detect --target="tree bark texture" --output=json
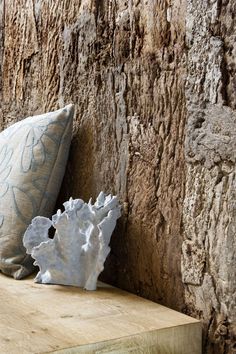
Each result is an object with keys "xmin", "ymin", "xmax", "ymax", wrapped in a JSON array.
[{"xmin": 0, "ymin": 1, "xmax": 235, "ymax": 353}]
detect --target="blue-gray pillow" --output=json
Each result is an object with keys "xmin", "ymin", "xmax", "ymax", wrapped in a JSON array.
[{"xmin": 0, "ymin": 104, "xmax": 74, "ymax": 279}]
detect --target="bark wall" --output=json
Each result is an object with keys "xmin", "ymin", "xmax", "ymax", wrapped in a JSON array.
[{"xmin": 0, "ymin": 1, "xmax": 235, "ymax": 353}]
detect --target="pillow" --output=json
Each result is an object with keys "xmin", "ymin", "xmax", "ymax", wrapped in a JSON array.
[{"xmin": 0, "ymin": 104, "xmax": 74, "ymax": 279}]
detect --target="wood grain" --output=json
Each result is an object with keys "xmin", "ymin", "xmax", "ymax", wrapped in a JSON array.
[{"xmin": 0, "ymin": 273, "xmax": 201, "ymax": 354}]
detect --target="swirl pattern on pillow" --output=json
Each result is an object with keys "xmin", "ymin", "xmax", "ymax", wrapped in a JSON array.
[{"xmin": 0, "ymin": 104, "xmax": 74, "ymax": 279}]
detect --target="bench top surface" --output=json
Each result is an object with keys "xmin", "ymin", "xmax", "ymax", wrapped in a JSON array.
[{"xmin": 0, "ymin": 273, "xmax": 200, "ymax": 353}]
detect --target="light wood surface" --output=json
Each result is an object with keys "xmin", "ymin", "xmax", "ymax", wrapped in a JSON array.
[{"xmin": 0, "ymin": 273, "xmax": 201, "ymax": 353}]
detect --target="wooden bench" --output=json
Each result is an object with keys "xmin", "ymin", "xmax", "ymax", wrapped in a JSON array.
[{"xmin": 0, "ymin": 273, "xmax": 201, "ymax": 353}]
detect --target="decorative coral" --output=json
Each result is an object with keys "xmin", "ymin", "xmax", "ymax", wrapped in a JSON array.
[{"xmin": 23, "ymin": 192, "xmax": 121, "ymax": 290}]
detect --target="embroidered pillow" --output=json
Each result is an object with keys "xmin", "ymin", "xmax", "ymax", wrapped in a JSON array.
[{"xmin": 0, "ymin": 104, "xmax": 74, "ymax": 279}]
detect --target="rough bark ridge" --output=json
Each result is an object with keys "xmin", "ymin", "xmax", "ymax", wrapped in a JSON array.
[
  {"xmin": 0, "ymin": 1, "xmax": 235, "ymax": 353},
  {"xmin": 183, "ymin": 1, "xmax": 236, "ymax": 353}
]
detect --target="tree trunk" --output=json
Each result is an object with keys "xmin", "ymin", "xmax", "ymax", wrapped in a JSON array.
[{"xmin": 0, "ymin": 1, "xmax": 235, "ymax": 353}]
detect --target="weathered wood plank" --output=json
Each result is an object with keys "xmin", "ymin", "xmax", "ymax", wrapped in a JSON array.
[{"xmin": 0, "ymin": 273, "xmax": 201, "ymax": 354}]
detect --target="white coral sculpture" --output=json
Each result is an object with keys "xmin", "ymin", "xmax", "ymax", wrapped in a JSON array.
[{"xmin": 23, "ymin": 192, "xmax": 121, "ymax": 290}]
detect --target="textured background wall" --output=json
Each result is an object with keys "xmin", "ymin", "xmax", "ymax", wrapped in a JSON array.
[{"xmin": 0, "ymin": 1, "xmax": 235, "ymax": 353}]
